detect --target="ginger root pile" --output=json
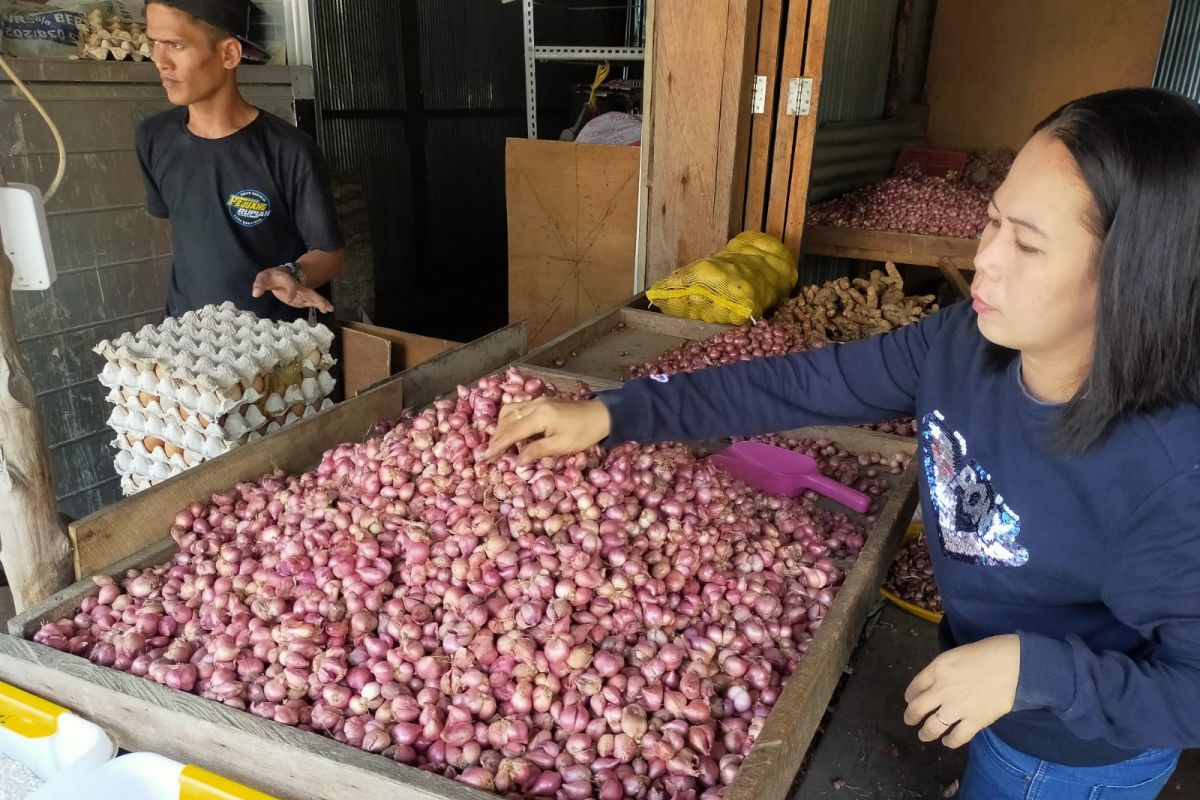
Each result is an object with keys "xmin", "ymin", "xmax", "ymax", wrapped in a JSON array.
[{"xmin": 771, "ymin": 262, "xmax": 939, "ymax": 342}]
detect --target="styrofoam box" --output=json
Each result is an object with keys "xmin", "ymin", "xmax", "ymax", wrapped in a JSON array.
[
  {"xmin": 35, "ymin": 752, "xmax": 277, "ymax": 800},
  {"xmin": 0, "ymin": 682, "xmax": 114, "ymax": 797}
]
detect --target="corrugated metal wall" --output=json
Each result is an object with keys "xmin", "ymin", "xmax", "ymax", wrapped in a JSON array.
[
  {"xmin": 819, "ymin": 0, "xmax": 898, "ymax": 123},
  {"xmin": 808, "ymin": 116, "xmax": 923, "ymax": 203},
  {"xmin": 310, "ymin": 2, "xmax": 641, "ymax": 341},
  {"xmin": 312, "ymin": 0, "xmax": 526, "ymax": 343},
  {"xmin": 0, "ymin": 62, "xmax": 306, "ymax": 518},
  {"xmin": 1154, "ymin": 0, "xmax": 1200, "ymax": 98}
]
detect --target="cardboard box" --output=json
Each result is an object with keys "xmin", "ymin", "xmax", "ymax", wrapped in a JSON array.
[
  {"xmin": 505, "ymin": 138, "xmax": 640, "ymax": 347},
  {"xmin": 340, "ymin": 323, "xmax": 461, "ymax": 397}
]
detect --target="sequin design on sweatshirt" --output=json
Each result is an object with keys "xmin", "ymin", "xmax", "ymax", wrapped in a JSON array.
[{"xmin": 920, "ymin": 411, "xmax": 1027, "ymax": 567}]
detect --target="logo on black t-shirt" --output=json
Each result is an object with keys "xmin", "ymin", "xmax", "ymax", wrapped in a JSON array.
[{"xmin": 226, "ymin": 189, "xmax": 273, "ymax": 227}]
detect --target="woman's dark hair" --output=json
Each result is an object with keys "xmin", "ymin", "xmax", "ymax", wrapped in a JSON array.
[{"xmin": 1025, "ymin": 88, "xmax": 1200, "ymax": 452}]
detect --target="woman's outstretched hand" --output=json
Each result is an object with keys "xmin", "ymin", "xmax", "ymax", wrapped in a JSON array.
[{"xmin": 484, "ymin": 397, "xmax": 612, "ymax": 465}]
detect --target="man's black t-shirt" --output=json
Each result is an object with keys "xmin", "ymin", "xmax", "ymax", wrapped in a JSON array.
[{"xmin": 135, "ymin": 107, "xmax": 344, "ymax": 322}]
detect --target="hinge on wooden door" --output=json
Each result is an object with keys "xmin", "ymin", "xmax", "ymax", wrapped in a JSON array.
[
  {"xmin": 751, "ymin": 75, "xmax": 768, "ymax": 114},
  {"xmin": 785, "ymin": 77, "xmax": 814, "ymax": 116}
]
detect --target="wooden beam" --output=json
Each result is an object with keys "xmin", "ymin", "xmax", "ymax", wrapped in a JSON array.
[
  {"xmin": 743, "ymin": 0, "xmax": 785, "ymax": 232},
  {"xmin": 762, "ymin": 0, "xmax": 811, "ymax": 241},
  {"xmin": 782, "ymin": 0, "xmax": 832, "ymax": 254},
  {"xmin": 0, "ymin": 232, "xmax": 73, "ymax": 611},
  {"xmin": 937, "ymin": 261, "xmax": 975, "ymax": 298},
  {"xmin": 722, "ymin": 0, "xmax": 764, "ymax": 232},
  {"xmin": 801, "ymin": 225, "xmax": 979, "ymax": 271},
  {"xmin": 646, "ymin": 0, "xmax": 761, "ymax": 282},
  {"xmin": 634, "ymin": 0, "xmax": 657, "ymax": 293}
]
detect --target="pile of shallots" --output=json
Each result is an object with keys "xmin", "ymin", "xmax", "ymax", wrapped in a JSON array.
[
  {"xmin": 861, "ymin": 419, "xmax": 917, "ymax": 438},
  {"xmin": 34, "ymin": 370, "xmax": 899, "ymax": 800},
  {"xmin": 884, "ymin": 529, "xmax": 942, "ymax": 615},
  {"xmin": 627, "ymin": 323, "xmax": 824, "ymax": 380},
  {"xmin": 807, "ymin": 168, "xmax": 990, "ymax": 239}
]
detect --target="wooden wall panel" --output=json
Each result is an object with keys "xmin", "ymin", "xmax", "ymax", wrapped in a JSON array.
[
  {"xmin": 925, "ymin": 0, "xmax": 1169, "ymax": 152},
  {"xmin": 506, "ymin": 139, "xmax": 640, "ymax": 346}
]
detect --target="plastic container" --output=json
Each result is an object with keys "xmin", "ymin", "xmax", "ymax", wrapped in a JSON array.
[
  {"xmin": 0, "ymin": 681, "xmax": 114, "ymax": 798},
  {"xmin": 880, "ymin": 523, "xmax": 945, "ymax": 624},
  {"xmin": 35, "ymin": 752, "xmax": 277, "ymax": 800},
  {"xmin": 893, "ymin": 146, "xmax": 969, "ymax": 179}
]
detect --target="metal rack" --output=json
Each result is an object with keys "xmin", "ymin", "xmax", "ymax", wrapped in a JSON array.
[{"xmin": 522, "ymin": 0, "xmax": 646, "ymax": 138}]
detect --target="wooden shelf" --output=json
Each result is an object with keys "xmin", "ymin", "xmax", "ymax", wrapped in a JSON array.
[{"xmin": 801, "ymin": 225, "xmax": 979, "ymax": 271}]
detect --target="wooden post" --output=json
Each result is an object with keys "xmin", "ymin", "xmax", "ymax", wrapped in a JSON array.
[
  {"xmin": 644, "ymin": 0, "xmax": 762, "ymax": 283},
  {"xmin": 0, "ymin": 225, "xmax": 74, "ymax": 611}
]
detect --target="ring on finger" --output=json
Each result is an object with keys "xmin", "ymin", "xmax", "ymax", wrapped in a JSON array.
[{"xmin": 935, "ymin": 711, "xmax": 954, "ymax": 727}]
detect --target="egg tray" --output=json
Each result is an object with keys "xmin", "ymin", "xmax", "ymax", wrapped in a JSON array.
[
  {"xmin": 95, "ymin": 302, "xmax": 335, "ymax": 395},
  {"xmin": 113, "ymin": 398, "xmax": 335, "ymax": 495},
  {"xmin": 99, "ymin": 356, "xmax": 334, "ymax": 418},
  {"xmin": 111, "ymin": 397, "xmax": 336, "ymax": 469},
  {"xmin": 106, "ymin": 371, "xmax": 336, "ymax": 435}
]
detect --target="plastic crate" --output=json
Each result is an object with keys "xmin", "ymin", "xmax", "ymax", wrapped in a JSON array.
[
  {"xmin": 893, "ymin": 146, "xmax": 969, "ymax": 179},
  {"xmin": 34, "ymin": 752, "xmax": 277, "ymax": 800},
  {"xmin": 0, "ymin": 681, "xmax": 115, "ymax": 798}
]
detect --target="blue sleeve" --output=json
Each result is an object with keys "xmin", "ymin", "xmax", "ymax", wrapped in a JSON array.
[
  {"xmin": 1015, "ymin": 467, "xmax": 1200, "ymax": 749},
  {"xmin": 599, "ymin": 302, "xmax": 965, "ymax": 444}
]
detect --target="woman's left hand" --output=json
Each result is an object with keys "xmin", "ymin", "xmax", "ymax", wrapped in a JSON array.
[{"xmin": 903, "ymin": 634, "xmax": 1021, "ymax": 748}]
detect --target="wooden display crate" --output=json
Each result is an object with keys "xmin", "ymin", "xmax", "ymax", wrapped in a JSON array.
[
  {"xmin": 520, "ymin": 301, "xmax": 733, "ymax": 385},
  {"xmin": 2, "ymin": 357, "xmax": 918, "ymax": 800}
]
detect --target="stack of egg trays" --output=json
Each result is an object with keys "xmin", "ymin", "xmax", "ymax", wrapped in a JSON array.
[{"xmin": 95, "ymin": 303, "xmax": 337, "ymax": 495}]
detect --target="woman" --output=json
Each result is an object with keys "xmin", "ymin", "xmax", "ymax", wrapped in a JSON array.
[{"xmin": 486, "ymin": 88, "xmax": 1200, "ymax": 798}]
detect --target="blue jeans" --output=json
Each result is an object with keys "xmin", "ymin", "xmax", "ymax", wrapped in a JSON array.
[{"xmin": 962, "ymin": 728, "xmax": 1180, "ymax": 799}]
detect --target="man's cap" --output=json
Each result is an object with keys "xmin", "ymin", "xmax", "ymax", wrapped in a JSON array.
[{"xmin": 152, "ymin": 0, "xmax": 271, "ymax": 63}]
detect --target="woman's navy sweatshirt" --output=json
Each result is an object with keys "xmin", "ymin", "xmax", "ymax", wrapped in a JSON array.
[{"xmin": 598, "ymin": 301, "xmax": 1200, "ymax": 767}]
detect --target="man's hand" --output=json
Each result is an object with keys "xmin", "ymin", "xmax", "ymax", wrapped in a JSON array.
[
  {"xmin": 484, "ymin": 397, "xmax": 612, "ymax": 465},
  {"xmin": 252, "ymin": 267, "xmax": 333, "ymax": 313},
  {"xmin": 903, "ymin": 634, "xmax": 1021, "ymax": 748}
]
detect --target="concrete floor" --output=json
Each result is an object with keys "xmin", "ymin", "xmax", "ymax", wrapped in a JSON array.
[{"xmin": 792, "ymin": 605, "xmax": 1199, "ymax": 799}]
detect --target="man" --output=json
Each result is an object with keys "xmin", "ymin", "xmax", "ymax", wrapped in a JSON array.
[{"xmin": 136, "ymin": 0, "xmax": 345, "ymax": 321}]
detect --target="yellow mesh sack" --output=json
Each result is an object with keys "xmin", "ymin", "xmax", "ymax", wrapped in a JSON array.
[
  {"xmin": 723, "ymin": 231, "xmax": 798, "ymax": 296},
  {"xmin": 647, "ymin": 231, "xmax": 797, "ymax": 325}
]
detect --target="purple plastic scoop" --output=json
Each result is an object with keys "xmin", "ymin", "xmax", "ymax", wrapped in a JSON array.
[{"xmin": 707, "ymin": 441, "xmax": 873, "ymax": 514}]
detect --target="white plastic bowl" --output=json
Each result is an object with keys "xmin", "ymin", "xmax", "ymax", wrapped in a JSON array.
[{"xmin": 0, "ymin": 682, "xmax": 114, "ymax": 797}]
